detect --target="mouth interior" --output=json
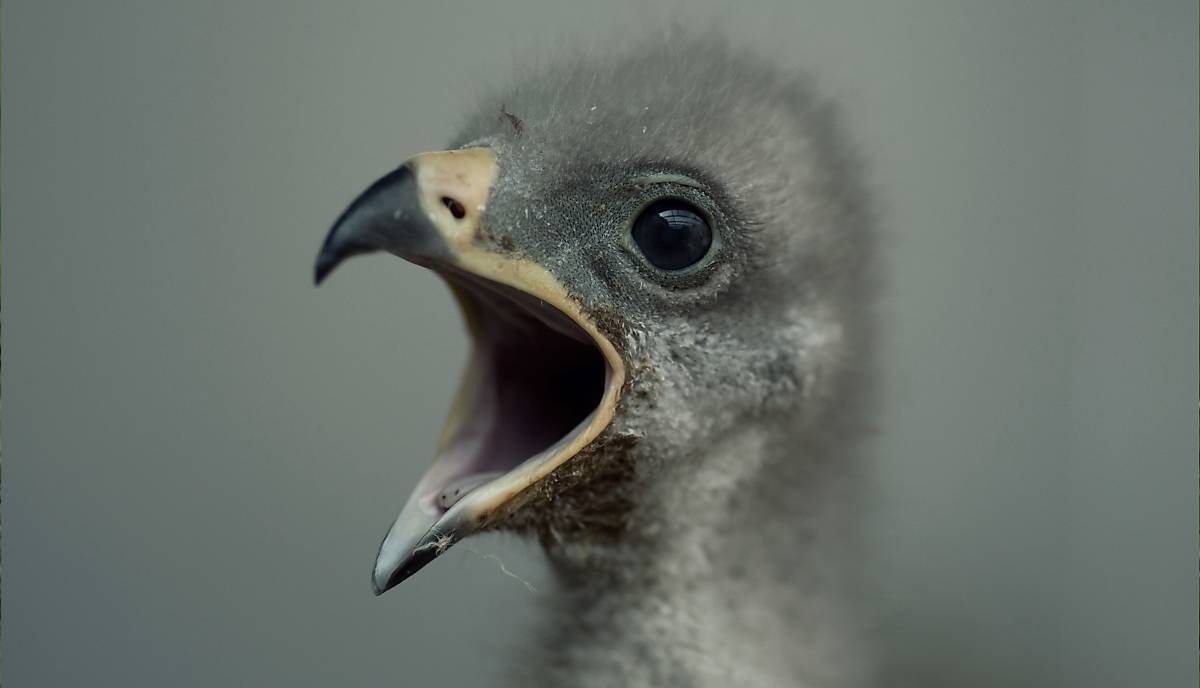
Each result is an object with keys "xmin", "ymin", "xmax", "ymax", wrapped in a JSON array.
[{"xmin": 419, "ymin": 272, "xmax": 608, "ymax": 515}]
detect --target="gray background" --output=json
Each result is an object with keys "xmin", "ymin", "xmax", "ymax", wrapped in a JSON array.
[{"xmin": 4, "ymin": 1, "xmax": 1197, "ymax": 686}]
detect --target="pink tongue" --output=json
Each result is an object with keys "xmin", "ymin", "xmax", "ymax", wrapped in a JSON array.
[{"xmin": 436, "ymin": 471, "xmax": 505, "ymax": 510}]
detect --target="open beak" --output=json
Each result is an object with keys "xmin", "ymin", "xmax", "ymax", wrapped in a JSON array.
[{"xmin": 315, "ymin": 149, "xmax": 624, "ymax": 595}]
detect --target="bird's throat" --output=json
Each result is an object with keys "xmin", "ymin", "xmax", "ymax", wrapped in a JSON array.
[{"xmin": 526, "ymin": 426, "xmax": 873, "ymax": 688}]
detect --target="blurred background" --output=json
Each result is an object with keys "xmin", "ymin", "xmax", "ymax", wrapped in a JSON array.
[{"xmin": 4, "ymin": 1, "xmax": 1196, "ymax": 686}]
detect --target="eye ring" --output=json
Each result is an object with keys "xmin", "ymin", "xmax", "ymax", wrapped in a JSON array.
[{"xmin": 629, "ymin": 198, "xmax": 714, "ymax": 271}]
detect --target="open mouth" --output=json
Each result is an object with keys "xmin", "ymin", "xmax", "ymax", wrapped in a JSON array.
[
  {"xmin": 421, "ymin": 270, "xmax": 610, "ymax": 517},
  {"xmin": 367, "ymin": 264, "xmax": 623, "ymax": 591},
  {"xmin": 313, "ymin": 146, "xmax": 625, "ymax": 591}
]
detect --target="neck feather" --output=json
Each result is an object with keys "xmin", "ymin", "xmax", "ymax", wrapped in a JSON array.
[{"xmin": 522, "ymin": 423, "xmax": 873, "ymax": 687}]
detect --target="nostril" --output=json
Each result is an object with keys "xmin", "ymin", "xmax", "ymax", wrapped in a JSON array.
[{"xmin": 442, "ymin": 196, "xmax": 466, "ymax": 220}]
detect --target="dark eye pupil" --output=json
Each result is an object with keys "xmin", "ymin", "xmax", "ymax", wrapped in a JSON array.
[{"xmin": 630, "ymin": 200, "xmax": 713, "ymax": 271}]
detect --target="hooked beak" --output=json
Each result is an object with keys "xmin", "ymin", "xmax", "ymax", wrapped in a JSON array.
[{"xmin": 315, "ymin": 148, "xmax": 624, "ymax": 595}]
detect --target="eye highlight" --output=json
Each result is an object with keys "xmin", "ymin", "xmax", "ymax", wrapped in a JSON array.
[{"xmin": 630, "ymin": 199, "xmax": 713, "ymax": 271}]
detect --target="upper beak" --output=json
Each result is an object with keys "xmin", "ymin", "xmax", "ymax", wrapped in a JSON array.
[
  {"xmin": 315, "ymin": 148, "xmax": 496, "ymax": 285},
  {"xmin": 314, "ymin": 148, "xmax": 624, "ymax": 596}
]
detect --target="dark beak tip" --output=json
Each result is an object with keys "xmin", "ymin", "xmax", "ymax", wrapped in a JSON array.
[
  {"xmin": 313, "ymin": 258, "xmax": 333, "ymax": 286},
  {"xmin": 314, "ymin": 232, "xmax": 346, "ymax": 286},
  {"xmin": 370, "ymin": 566, "xmax": 408, "ymax": 597},
  {"xmin": 371, "ymin": 539, "xmax": 443, "ymax": 597},
  {"xmin": 313, "ymin": 164, "xmax": 448, "ymax": 290}
]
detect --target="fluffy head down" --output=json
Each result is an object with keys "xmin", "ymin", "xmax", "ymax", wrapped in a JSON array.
[{"xmin": 448, "ymin": 34, "xmax": 874, "ymax": 551}]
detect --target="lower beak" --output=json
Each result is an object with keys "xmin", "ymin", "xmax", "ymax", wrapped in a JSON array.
[{"xmin": 315, "ymin": 148, "xmax": 624, "ymax": 595}]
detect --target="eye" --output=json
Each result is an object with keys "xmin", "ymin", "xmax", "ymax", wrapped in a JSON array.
[{"xmin": 630, "ymin": 199, "xmax": 713, "ymax": 271}]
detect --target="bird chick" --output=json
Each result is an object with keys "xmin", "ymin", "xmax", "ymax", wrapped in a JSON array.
[{"xmin": 317, "ymin": 32, "xmax": 875, "ymax": 687}]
